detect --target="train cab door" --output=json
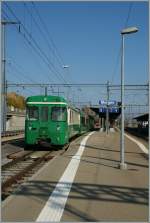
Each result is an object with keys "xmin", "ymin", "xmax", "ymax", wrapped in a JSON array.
[
  {"xmin": 50, "ymin": 106, "xmax": 68, "ymax": 145},
  {"xmin": 39, "ymin": 106, "xmax": 49, "ymax": 138}
]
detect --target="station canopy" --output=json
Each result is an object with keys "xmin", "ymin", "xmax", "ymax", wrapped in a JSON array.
[{"xmin": 133, "ymin": 113, "xmax": 149, "ymax": 122}]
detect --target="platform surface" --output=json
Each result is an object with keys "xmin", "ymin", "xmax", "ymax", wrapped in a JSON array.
[{"xmin": 2, "ymin": 130, "xmax": 149, "ymax": 222}]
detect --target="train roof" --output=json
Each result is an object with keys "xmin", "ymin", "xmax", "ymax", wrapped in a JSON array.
[
  {"xmin": 26, "ymin": 95, "xmax": 67, "ymax": 102},
  {"xmin": 26, "ymin": 95, "xmax": 82, "ymax": 113},
  {"xmin": 26, "ymin": 95, "xmax": 67, "ymax": 103}
]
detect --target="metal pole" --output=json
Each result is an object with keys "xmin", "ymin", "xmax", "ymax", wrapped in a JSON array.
[
  {"xmin": 1, "ymin": 21, "xmax": 20, "ymax": 132},
  {"xmin": 120, "ymin": 34, "xmax": 127, "ymax": 170},
  {"xmin": 58, "ymin": 87, "xmax": 59, "ymax": 96},
  {"xmin": 45, "ymin": 86, "xmax": 47, "ymax": 96},
  {"xmin": 1, "ymin": 22, "xmax": 6, "ymax": 132},
  {"xmin": 106, "ymin": 81, "xmax": 109, "ymax": 134}
]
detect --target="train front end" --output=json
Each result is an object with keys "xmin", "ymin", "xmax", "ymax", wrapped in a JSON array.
[{"xmin": 25, "ymin": 95, "xmax": 68, "ymax": 147}]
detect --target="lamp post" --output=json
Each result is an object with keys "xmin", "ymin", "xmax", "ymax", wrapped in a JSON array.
[{"xmin": 119, "ymin": 27, "xmax": 138, "ymax": 170}]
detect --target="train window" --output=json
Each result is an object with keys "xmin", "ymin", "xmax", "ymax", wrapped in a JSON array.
[
  {"xmin": 51, "ymin": 107, "xmax": 66, "ymax": 121},
  {"xmin": 27, "ymin": 106, "xmax": 39, "ymax": 120},
  {"xmin": 41, "ymin": 107, "xmax": 48, "ymax": 121}
]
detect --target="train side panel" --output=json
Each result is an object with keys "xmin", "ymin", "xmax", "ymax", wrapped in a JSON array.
[{"xmin": 67, "ymin": 107, "xmax": 80, "ymax": 139}]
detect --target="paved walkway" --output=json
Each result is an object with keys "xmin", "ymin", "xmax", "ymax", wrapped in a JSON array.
[
  {"xmin": 2, "ymin": 131, "xmax": 149, "ymax": 222},
  {"xmin": 62, "ymin": 131, "xmax": 148, "ymax": 221}
]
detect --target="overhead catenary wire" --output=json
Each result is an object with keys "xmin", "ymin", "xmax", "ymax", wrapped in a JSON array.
[
  {"xmin": 22, "ymin": 2, "xmax": 69, "ymax": 84},
  {"xmin": 2, "ymin": 4, "xmax": 76, "ymax": 102},
  {"xmin": 4, "ymin": 2, "xmax": 69, "ymax": 85},
  {"xmin": 23, "ymin": 2, "xmax": 64, "ymax": 71},
  {"xmin": 2, "ymin": 8, "xmax": 54, "ymax": 83},
  {"xmin": 30, "ymin": 1, "xmax": 73, "ymax": 99},
  {"xmin": 30, "ymin": 2, "xmax": 75, "ymax": 99},
  {"xmin": 110, "ymin": 2, "xmax": 134, "ymax": 85},
  {"xmin": 7, "ymin": 58, "xmax": 39, "ymax": 84},
  {"xmin": 6, "ymin": 69, "xmax": 36, "ymax": 95},
  {"xmin": 6, "ymin": 65, "xmax": 35, "ymax": 87},
  {"xmin": 31, "ymin": 1, "xmax": 66, "ymax": 67},
  {"xmin": 2, "ymin": 11, "xmax": 64, "ymax": 93}
]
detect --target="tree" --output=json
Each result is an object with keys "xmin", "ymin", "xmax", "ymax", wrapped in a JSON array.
[{"xmin": 7, "ymin": 92, "xmax": 26, "ymax": 109}]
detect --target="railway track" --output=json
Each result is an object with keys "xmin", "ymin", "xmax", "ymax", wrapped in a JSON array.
[
  {"xmin": 2, "ymin": 144, "xmax": 69, "ymax": 201},
  {"xmin": 1, "ymin": 133, "xmax": 24, "ymax": 145},
  {"xmin": 1, "ymin": 130, "xmax": 24, "ymax": 137},
  {"xmin": 1, "ymin": 132, "xmax": 86, "ymax": 201},
  {"xmin": 2, "ymin": 150, "xmax": 55, "ymax": 200}
]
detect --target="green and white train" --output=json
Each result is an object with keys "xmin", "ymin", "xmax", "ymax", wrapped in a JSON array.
[{"xmin": 25, "ymin": 95, "xmax": 94, "ymax": 147}]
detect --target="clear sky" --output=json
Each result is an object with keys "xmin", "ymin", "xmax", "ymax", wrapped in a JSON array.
[{"xmin": 2, "ymin": 1, "xmax": 149, "ymax": 112}]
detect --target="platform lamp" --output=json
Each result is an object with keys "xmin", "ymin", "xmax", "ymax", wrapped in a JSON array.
[{"xmin": 119, "ymin": 27, "xmax": 138, "ymax": 170}]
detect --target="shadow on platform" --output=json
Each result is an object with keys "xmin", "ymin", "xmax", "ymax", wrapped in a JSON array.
[
  {"xmin": 63, "ymin": 154, "xmax": 148, "ymax": 169},
  {"xmin": 14, "ymin": 180, "xmax": 148, "ymax": 221}
]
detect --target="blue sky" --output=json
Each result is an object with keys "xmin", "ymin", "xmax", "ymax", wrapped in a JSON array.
[{"xmin": 2, "ymin": 1, "xmax": 148, "ymax": 109}]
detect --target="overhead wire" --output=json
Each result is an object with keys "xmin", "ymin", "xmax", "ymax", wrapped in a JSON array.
[
  {"xmin": 2, "ymin": 8, "xmax": 54, "ymax": 83},
  {"xmin": 7, "ymin": 58, "xmax": 39, "ymax": 84},
  {"xmin": 6, "ymin": 67, "xmax": 35, "ymax": 95},
  {"xmin": 4, "ymin": 2, "xmax": 68, "ymax": 84},
  {"xmin": 30, "ymin": 1, "xmax": 72, "ymax": 99},
  {"xmin": 23, "ymin": 3, "xmax": 62, "ymax": 69},
  {"xmin": 22, "ymin": 2, "xmax": 69, "ymax": 84},
  {"xmin": 3, "ymin": 11, "xmax": 73, "ymax": 100},
  {"xmin": 2, "ymin": 11, "xmax": 54, "ymax": 95},
  {"xmin": 30, "ymin": 1, "xmax": 74, "ymax": 100},
  {"xmin": 4, "ymin": 3, "xmax": 77, "ymax": 100},
  {"xmin": 2, "ymin": 9, "xmax": 55, "ymax": 84},
  {"xmin": 110, "ymin": 3, "xmax": 134, "ymax": 85},
  {"xmin": 31, "ymin": 1, "xmax": 65, "ymax": 67}
]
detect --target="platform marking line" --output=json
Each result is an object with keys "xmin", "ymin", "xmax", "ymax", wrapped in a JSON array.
[
  {"xmin": 125, "ymin": 133, "xmax": 148, "ymax": 154},
  {"xmin": 36, "ymin": 131, "xmax": 95, "ymax": 222}
]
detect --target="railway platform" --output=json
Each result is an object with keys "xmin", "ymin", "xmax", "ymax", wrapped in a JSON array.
[
  {"xmin": 1, "ymin": 133, "xmax": 24, "ymax": 143},
  {"xmin": 2, "ymin": 130, "xmax": 149, "ymax": 222}
]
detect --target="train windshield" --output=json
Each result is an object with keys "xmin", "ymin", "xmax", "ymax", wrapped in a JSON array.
[
  {"xmin": 27, "ymin": 106, "xmax": 39, "ymax": 120},
  {"xmin": 51, "ymin": 107, "xmax": 66, "ymax": 121}
]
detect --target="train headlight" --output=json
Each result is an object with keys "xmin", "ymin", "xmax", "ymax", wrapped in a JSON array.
[
  {"xmin": 57, "ymin": 126, "xmax": 60, "ymax": 131},
  {"xmin": 29, "ymin": 126, "xmax": 32, "ymax": 130}
]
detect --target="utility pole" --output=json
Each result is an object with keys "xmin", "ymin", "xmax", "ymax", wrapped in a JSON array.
[
  {"xmin": 44, "ymin": 86, "xmax": 47, "ymax": 96},
  {"xmin": 1, "ymin": 21, "xmax": 6, "ymax": 132},
  {"xmin": 106, "ymin": 81, "xmax": 110, "ymax": 134},
  {"xmin": 1, "ymin": 20, "xmax": 20, "ymax": 132},
  {"xmin": 146, "ymin": 82, "xmax": 149, "ymax": 107}
]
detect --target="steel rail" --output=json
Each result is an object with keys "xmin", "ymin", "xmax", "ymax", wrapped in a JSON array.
[
  {"xmin": 2, "ymin": 151, "xmax": 53, "ymax": 199},
  {"xmin": 1, "ymin": 130, "xmax": 24, "ymax": 137}
]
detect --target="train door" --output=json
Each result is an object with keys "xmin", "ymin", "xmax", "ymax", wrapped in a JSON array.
[
  {"xmin": 25, "ymin": 105, "xmax": 39, "ymax": 145},
  {"xmin": 50, "ymin": 106, "xmax": 68, "ymax": 145},
  {"xmin": 39, "ymin": 106, "xmax": 49, "ymax": 138}
]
